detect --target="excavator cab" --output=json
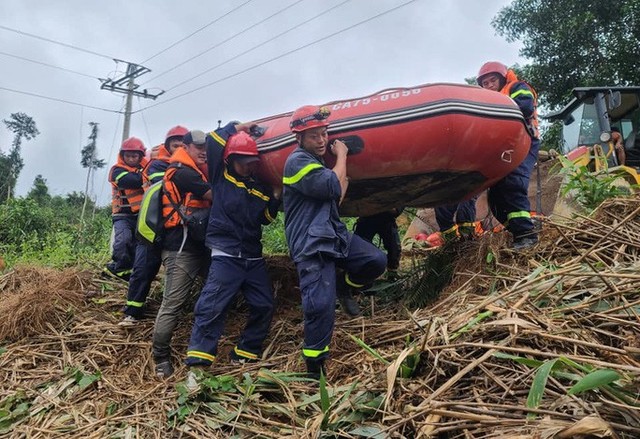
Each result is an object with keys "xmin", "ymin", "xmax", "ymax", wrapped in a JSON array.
[{"xmin": 545, "ymin": 87, "xmax": 640, "ymax": 184}]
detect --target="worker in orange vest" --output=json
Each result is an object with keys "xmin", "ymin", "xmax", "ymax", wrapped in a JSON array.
[
  {"xmin": 119, "ymin": 126, "xmax": 188, "ymax": 325},
  {"xmin": 106, "ymin": 137, "xmax": 147, "ymax": 281},
  {"xmin": 477, "ymin": 61, "xmax": 540, "ymax": 250}
]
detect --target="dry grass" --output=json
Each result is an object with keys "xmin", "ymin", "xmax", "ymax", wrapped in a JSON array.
[{"xmin": 1, "ymin": 197, "xmax": 640, "ymax": 438}]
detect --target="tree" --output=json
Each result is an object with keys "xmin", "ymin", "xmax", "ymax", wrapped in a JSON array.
[
  {"xmin": 79, "ymin": 122, "xmax": 106, "ymax": 222},
  {"xmin": 492, "ymin": 0, "xmax": 640, "ymax": 110},
  {"xmin": 1, "ymin": 112, "xmax": 40, "ymax": 201},
  {"xmin": 27, "ymin": 174, "xmax": 51, "ymax": 204}
]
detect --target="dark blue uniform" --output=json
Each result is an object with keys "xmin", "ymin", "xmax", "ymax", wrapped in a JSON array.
[
  {"xmin": 434, "ymin": 197, "xmax": 479, "ymax": 240},
  {"xmin": 354, "ymin": 208, "xmax": 403, "ymax": 271},
  {"xmin": 185, "ymin": 126, "xmax": 280, "ymax": 366},
  {"xmin": 489, "ymin": 80, "xmax": 540, "ymax": 241},
  {"xmin": 283, "ymin": 146, "xmax": 386, "ymax": 369},
  {"xmin": 107, "ymin": 162, "xmax": 144, "ymax": 280},
  {"xmin": 123, "ymin": 157, "xmax": 170, "ymax": 318}
]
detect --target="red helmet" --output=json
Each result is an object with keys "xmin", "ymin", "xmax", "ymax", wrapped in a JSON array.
[
  {"xmin": 289, "ymin": 105, "xmax": 331, "ymax": 133},
  {"xmin": 121, "ymin": 137, "xmax": 146, "ymax": 154},
  {"xmin": 477, "ymin": 61, "xmax": 508, "ymax": 85},
  {"xmin": 224, "ymin": 131, "xmax": 259, "ymax": 161},
  {"xmin": 165, "ymin": 125, "xmax": 188, "ymax": 143}
]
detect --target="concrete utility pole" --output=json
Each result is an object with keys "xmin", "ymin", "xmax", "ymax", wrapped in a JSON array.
[{"xmin": 100, "ymin": 61, "xmax": 164, "ymax": 142}]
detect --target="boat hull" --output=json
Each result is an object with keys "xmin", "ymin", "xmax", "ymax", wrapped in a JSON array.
[{"xmin": 252, "ymin": 83, "xmax": 531, "ymax": 217}]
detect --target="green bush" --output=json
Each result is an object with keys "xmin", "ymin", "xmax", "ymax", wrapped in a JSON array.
[{"xmin": 0, "ymin": 197, "xmax": 111, "ymax": 267}]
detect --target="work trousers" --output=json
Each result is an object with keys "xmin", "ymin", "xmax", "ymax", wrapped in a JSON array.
[
  {"xmin": 488, "ymin": 138, "xmax": 540, "ymax": 239},
  {"xmin": 296, "ymin": 234, "xmax": 386, "ymax": 363},
  {"xmin": 434, "ymin": 198, "xmax": 478, "ymax": 232},
  {"xmin": 152, "ymin": 248, "xmax": 210, "ymax": 361},
  {"xmin": 354, "ymin": 217, "xmax": 402, "ymax": 270},
  {"xmin": 123, "ymin": 241, "xmax": 162, "ymax": 318},
  {"xmin": 185, "ymin": 256, "xmax": 274, "ymax": 366},
  {"xmin": 108, "ymin": 216, "xmax": 137, "ymax": 277}
]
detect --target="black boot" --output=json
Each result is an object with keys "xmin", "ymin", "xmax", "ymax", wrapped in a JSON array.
[
  {"xmin": 336, "ymin": 273, "xmax": 362, "ymax": 316},
  {"xmin": 305, "ymin": 358, "xmax": 326, "ymax": 381}
]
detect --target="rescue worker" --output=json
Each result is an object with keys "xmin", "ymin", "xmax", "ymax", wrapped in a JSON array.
[
  {"xmin": 152, "ymin": 129, "xmax": 213, "ymax": 379},
  {"xmin": 119, "ymin": 126, "xmax": 188, "ymax": 325},
  {"xmin": 106, "ymin": 137, "xmax": 147, "ymax": 281},
  {"xmin": 611, "ymin": 127, "xmax": 626, "ymax": 166},
  {"xmin": 434, "ymin": 197, "xmax": 479, "ymax": 242},
  {"xmin": 477, "ymin": 61, "xmax": 540, "ymax": 250},
  {"xmin": 282, "ymin": 105, "xmax": 387, "ymax": 379},
  {"xmin": 185, "ymin": 130, "xmax": 280, "ymax": 375},
  {"xmin": 354, "ymin": 207, "xmax": 404, "ymax": 280}
]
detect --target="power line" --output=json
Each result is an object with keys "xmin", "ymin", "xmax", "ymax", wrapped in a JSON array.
[
  {"xmin": 137, "ymin": 0, "xmax": 420, "ymax": 113},
  {"xmin": 0, "ymin": 85, "xmax": 124, "ymax": 113},
  {"xmin": 143, "ymin": 0, "xmax": 303, "ymax": 85},
  {"xmin": 0, "ymin": 24, "xmax": 115, "ymax": 60},
  {"xmin": 164, "ymin": 0, "xmax": 351, "ymax": 93},
  {"xmin": 141, "ymin": 0, "xmax": 257, "ymax": 64},
  {"xmin": 0, "ymin": 50, "xmax": 100, "ymax": 80},
  {"xmin": 137, "ymin": 96, "xmax": 153, "ymax": 147}
]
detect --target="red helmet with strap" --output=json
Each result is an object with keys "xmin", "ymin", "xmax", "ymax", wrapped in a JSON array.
[
  {"xmin": 477, "ymin": 61, "xmax": 508, "ymax": 85},
  {"xmin": 121, "ymin": 137, "xmax": 146, "ymax": 154},
  {"xmin": 289, "ymin": 105, "xmax": 331, "ymax": 133},
  {"xmin": 224, "ymin": 131, "xmax": 259, "ymax": 160},
  {"xmin": 165, "ymin": 125, "xmax": 188, "ymax": 143}
]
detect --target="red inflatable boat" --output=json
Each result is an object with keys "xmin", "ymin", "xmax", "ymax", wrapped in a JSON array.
[{"xmin": 251, "ymin": 82, "xmax": 531, "ymax": 217}]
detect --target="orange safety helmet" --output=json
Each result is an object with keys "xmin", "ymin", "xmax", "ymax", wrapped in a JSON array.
[
  {"xmin": 165, "ymin": 125, "xmax": 188, "ymax": 144},
  {"xmin": 289, "ymin": 105, "xmax": 331, "ymax": 133},
  {"xmin": 476, "ymin": 61, "xmax": 508, "ymax": 85},
  {"xmin": 223, "ymin": 131, "xmax": 259, "ymax": 161},
  {"xmin": 120, "ymin": 137, "xmax": 146, "ymax": 155}
]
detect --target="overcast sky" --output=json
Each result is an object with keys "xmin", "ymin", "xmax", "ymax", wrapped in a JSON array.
[{"xmin": 0, "ymin": 0, "xmax": 525, "ymax": 206}]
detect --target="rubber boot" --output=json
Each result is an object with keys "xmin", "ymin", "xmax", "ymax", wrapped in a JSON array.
[{"xmin": 305, "ymin": 358, "xmax": 326, "ymax": 381}]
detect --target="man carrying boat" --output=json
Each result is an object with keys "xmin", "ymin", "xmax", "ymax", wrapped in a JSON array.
[
  {"xmin": 282, "ymin": 105, "xmax": 387, "ymax": 380},
  {"xmin": 477, "ymin": 61, "xmax": 540, "ymax": 250}
]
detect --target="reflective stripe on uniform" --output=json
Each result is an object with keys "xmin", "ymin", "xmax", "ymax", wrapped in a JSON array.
[
  {"xmin": 234, "ymin": 347, "xmax": 258, "ymax": 360},
  {"xmin": 210, "ymin": 131, "xmax": 226, "ymax": 146},
  {"xmin": 147, "ymin": 171, "xmax": 165, "ymax": 181},
  {"xmin": 302, "ymin": 345, "xmax": 329, "ymax": 358},
  {"xmin": 510, "ymin": 89, "xmax": 534, "ymax": 99},
  {"xmin": 115, "ymin": 171, "xmax": 129, "ymax": 183},
  {"xmin": 507, "ymin": 211, "xmax": 531, "ymax": 221},
  {"xmin": 187, "ymin": 350, "xmax": 216, "ymax": 362},
  {"xmin": 282, "ymin": 163, "xmax": 323, "ymax": 185},
  {"xmin": 223, "ymin": 170, "xmax": 269, "ymax": 201},
  {"xmin": 345, "ymin": 273, "xmax": 364, "ymax": 289},
  {"xmin": 126, "ymin": 300, "xmax": 145, "ymax": 308}
]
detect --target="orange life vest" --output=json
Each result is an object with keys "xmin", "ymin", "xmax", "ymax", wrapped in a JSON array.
[
  {"xmin": 501, "ymin": 70, "xmax": 540, "ymax": 139},
  {"xmin": 161, "ymin": 148, "xmax": 211, "ymax": 230},
  {"xmin": 110, "ymin": 155, "xmax": 148, "ymax": 215}
]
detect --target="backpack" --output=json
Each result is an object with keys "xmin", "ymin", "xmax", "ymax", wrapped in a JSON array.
[
  {"xmin": 136, "ymin": 179, "xmax": 210, "ymax": 248},
  {"xmin": 136, "ymin": 181, "xmax": 164, "ymax": 247}
]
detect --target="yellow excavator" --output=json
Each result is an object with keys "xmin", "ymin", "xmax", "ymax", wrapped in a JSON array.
[
  {"xmin": 545, "ymin": 86, "xmax": 640, "ymax": 186},
  {"xmin": 405, "ymin": 86, "xmax": 640, "ymax": 242}
]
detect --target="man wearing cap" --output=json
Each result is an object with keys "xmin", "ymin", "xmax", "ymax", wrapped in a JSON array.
[
  {"xmin": 120, "ymin": 126, "xmax": 188, "ymax": 326},
  {"xmin": 152, "ymin": 129, "xmax": 214, "ymax": 379},
  {"xmin": 184, "ymin": 128, "xmax": 281, "ymax": 379}
]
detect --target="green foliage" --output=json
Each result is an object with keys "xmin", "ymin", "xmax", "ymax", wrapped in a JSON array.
[
  {"xmin": 0, "ymin": 196, "xmax": 111, "ymax": 267},
  {"xmin": 27, "ymin": 174, "xmax": 51, "ymax": 204},
  {"xmin": 557, "ymin": 155, "xmax": 632, "ymax": 210},
  {"xmin": 1, "ymin": 112, "xmax": 39, "ymax": 201},
  {"xmin": 494, "ymin": 353, "xmax": 635, "ymax": 417},
  {"xmin": 262, "ymin": 215, "xmax": 288, "ymax": 254},
  {"xmin": 541, "ymin": 120, "xmax": 563, "ymax": 152},
  {"xmin": 492, "ymin": 0, "xmax": 640, "ymax": 110},
  {"xmin": 0, "ymin": 391, "xmax": 31, "ymax": 434}
]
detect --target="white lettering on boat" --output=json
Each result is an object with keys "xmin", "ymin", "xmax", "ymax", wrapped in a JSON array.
[{"xmin": 331, "ymin": 88, "xmax": 421, "ymax": 111}]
